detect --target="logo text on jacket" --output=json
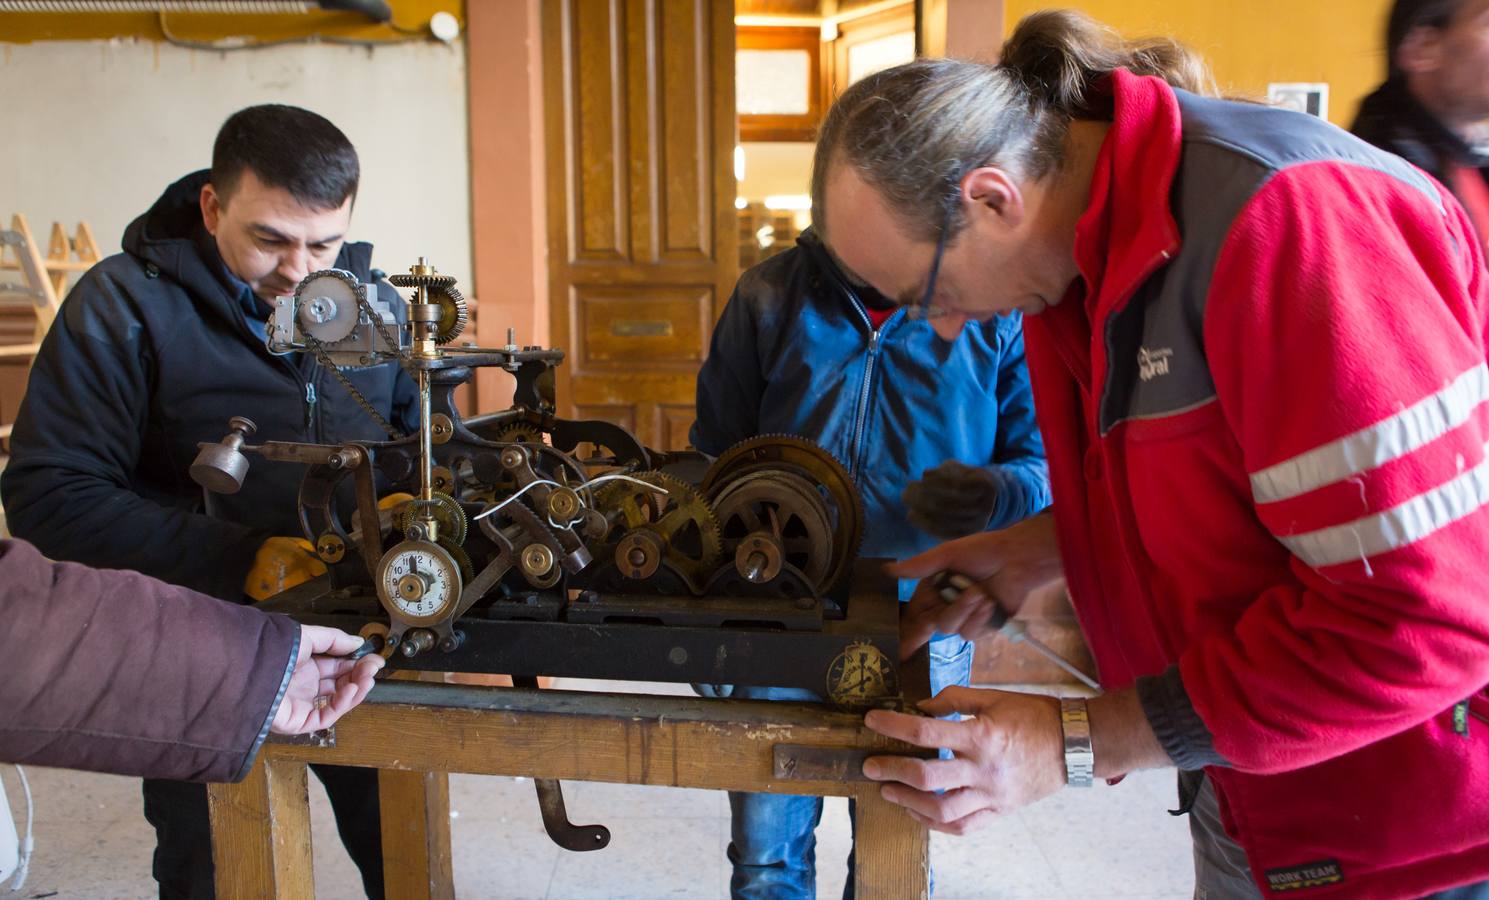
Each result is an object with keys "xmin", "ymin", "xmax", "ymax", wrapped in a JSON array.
[
  {"xmin": 1264, "ymin": 859, "xmax": 1344, "ymax": 892},
  {"xmin": 1138, "ymin": 346, "xmax": 1173, "ymax": 381}
]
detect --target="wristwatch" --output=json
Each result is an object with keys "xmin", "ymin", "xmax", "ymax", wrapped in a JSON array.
[{"xmin": 1060, "ymin": 697, "xmax": 1095, "ymax": 787}]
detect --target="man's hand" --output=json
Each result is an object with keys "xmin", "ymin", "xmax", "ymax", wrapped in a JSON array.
[
  {"xmin": 270, "ymin": 624, "xmax": 385, "ymax": 735},
  {"xmin": 861, "ymin": 687, "xmax": 1066, "ymax": 834},
  {"xmin": 245, "ymin": 536, "xmax": 327, "ymax": 602},
  {"xmin": 903, "ymin": 461, "xmax": 1001, "ymax": 538},
  {"xmin": 891, "ymin": 511, "xmax": 1064, "ymax": 659}
]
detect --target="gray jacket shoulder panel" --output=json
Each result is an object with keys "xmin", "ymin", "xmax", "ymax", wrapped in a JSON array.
[{"xmin": 1099, "ymin": 93, "xmax": 1444, "ymax": 434}]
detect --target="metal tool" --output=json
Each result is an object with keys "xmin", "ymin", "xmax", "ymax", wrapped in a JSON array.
[{"xmin": 931, "ymin": 571, "xmax": 1101, "ymax": 691}]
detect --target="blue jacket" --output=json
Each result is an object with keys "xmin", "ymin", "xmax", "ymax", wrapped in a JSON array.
[{"xmin": 692, "ymin": 230, "xmax": 1050, "ymax": 591}]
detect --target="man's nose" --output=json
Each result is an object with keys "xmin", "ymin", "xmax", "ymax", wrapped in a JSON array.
[{"xmin": 278, "ymin": 246, "xmax": 312, "ymax": 284}]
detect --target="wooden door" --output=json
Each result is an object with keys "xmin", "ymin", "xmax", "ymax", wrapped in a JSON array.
[{"xmin": 542, "ymin": 0, "xmax": 737, "ymax": 453}]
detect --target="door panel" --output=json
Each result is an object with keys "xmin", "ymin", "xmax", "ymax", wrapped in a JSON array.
[{"xmin": 545, "ymin": 0, "xmax": 736, "ymax": 453}]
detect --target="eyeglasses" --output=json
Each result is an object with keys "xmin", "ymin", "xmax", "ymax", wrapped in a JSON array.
[{"xmin": 906, "ymin": 203, "xmax": 954, "ymax": 321}]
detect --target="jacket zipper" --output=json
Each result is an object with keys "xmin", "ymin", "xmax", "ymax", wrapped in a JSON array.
[
  {"xmin": 304, "ymin": 381, "xmax": 318, "ymax": 435},
  {"xmin": 846, "ymin": 295, "xmax": 898, "ymax": 476}
]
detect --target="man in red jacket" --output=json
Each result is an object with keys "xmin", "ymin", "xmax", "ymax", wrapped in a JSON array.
[{"xmin": 819, "ymin": 11, "xmax": 1489, "ymax": 900}]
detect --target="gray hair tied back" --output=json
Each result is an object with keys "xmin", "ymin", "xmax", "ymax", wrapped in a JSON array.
[{"xmin": 810, "ymin": 9, "xmax": 1217, "ymax": 242}]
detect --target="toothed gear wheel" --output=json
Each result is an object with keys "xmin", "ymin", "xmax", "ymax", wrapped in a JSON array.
[
  {"xmin": 438, "ymin": 537, "xmax": 476, "ymax": 580},
  {"xmin": 429, "ymin": 283, "xmax": 468, "ymax": 344},
  {"xmin": 700, "ymin": 435, "xmax": 864, "ymax": 594},
  {"xmin": 495, "ymin": 422, "xmax": 546, "ymax": 445},
  {"xmin": 597, "ymin": 471, "xmax": 722, "ymax": 582},
  {"xmin": 712, "ymin": 470, "xmax": 837, "ymax": 593},
  {"xmin": 292, "ymin": 269, "xmax": 363, "ymax": 343},
  {"xmin": 389, "ymin": 272, "xmax": 457, "ymax": 288},
  {"xmin": 397, "ymin": 491, "xmax": 469, "ymax": 546}
]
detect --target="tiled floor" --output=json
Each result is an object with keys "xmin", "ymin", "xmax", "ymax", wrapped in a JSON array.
[{"xmin": 2, "ymin": 680, "xmax": 1194, "ymax": 899}]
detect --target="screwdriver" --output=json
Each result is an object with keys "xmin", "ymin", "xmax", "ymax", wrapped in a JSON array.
[{"xmin": 931, "ymin": 571, "xmax": 1101, "ymax": 691}]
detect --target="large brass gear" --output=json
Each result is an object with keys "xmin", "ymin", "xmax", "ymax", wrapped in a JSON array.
[
  {"xmin": 438, "ymin": 536, "xmax": 476, "ymax": 580},
  {"xmin": 594, "ymin": 471, "xmax": 723, "ymax": 582},
  {"xmin": 397, "ymin": 490, "xmax": 469, "ymax": 546},
  {"xmin": 700, "ymin": 435, "xmax": 864, "ymax": 594},
  {"xmin": 711, "ymin": 470, "xmax": 837, "ymax": 593}
]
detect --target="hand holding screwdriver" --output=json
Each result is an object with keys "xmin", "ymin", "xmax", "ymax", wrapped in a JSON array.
[{"xmin": 930, "ymin": 572, "xmax": 1100, "ymax": 691}]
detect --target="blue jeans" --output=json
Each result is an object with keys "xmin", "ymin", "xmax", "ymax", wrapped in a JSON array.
[{"xmin": 704, "ymin": 634, "xmax": 974, "ymax": 900}]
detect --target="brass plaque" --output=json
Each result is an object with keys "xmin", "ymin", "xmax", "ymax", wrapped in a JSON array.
[{"xmin": 609, "ymin": 319, "xmax": 674, "ymax": 338}]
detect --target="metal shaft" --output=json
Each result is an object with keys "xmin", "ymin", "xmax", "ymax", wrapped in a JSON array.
[
  {"xmin": 418, "ymin": 369, "xmax": 432, "ymax": 503},
  {"xmin": 1013, "ymin": 632, "xmax": 1101, "ymax": 691}
]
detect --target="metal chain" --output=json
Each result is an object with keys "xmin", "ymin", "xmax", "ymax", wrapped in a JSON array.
[{"xmin": 303, "ymin": 335, "xmax": 404, "ymax": 440}]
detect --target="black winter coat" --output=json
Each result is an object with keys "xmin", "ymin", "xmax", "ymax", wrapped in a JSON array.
[{"xmin": 1, "ymin": 171, "xmax": 418, "ymax": 600}]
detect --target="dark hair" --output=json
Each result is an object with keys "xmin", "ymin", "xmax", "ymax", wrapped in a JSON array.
[
  {"xmin": 1388, "ymin": 0, "xmax": 1467, "ymax": 76},
  {"xmin": 211, "ymin": 104, "xmax": 360, "ymax": 210},
  {"xmin": 810, "ymin": 9, "xmax": 1217, "ymax": 241}
]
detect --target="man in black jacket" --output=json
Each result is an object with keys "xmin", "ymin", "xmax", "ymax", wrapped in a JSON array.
[
  {"xmin": 2, "ymin": 104, "xmax": 417, "ymax": 899},
  {"xmin": 1353, "ymin": 0, "xmax": 1489, "ymax": 241}
]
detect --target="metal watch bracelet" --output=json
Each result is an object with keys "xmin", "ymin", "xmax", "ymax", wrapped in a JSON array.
[{"xmin": 1060, "ymin": 697, "xmax": 1095, "ymax": 787}]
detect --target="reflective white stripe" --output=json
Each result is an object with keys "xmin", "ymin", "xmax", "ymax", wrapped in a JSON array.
[
  {"xmin": 1250, "ymin": 363, "xmax": 1489, "ymax": 504},
  {"xmin": 1277, "ymin": 445, "xmax": 1489, "ymax": 568}
]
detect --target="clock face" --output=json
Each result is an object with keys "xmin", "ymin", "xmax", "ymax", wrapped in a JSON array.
[
  {"xmin": 377, "ymin": 540, "xmax": 462, "ymax": 622},
  {"xmin": 825, "ymin": 641, "xmax": 896, "ymax": 709}
]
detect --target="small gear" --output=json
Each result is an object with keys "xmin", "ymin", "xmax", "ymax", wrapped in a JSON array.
[
  {"xmin": 495, "ymin": 422, "xmax": 546, "ymax": 445},
  {"xmin": 389, "ymin": 272, "xmax": 457, "ymax": 288},
  {"xmin": 438, "ymin": 537, "xmax": 476, "ymax": 580},
  {"xmin": 292, "ymin": 269, "xmax": 362, "ymax": 343},
  {"xmin": 397, "ymin": 490, "xmax": 469, "ymax": 546},
  {"xmin": 430, "ymin": 283, "xmax": 468, "ymax": 344}
]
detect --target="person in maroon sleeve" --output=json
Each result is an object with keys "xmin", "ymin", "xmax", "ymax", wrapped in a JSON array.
[
  {"xmin": 0, "ymin": 538, "xmax": 382, "ymax": 781},
  {"xmin": 1354, "ymin": 0, "xmax": 1489, "ymax": 250},
  {"xmin": 808, "ymin": 10, "xmax": 1489, "ymax": 900}
]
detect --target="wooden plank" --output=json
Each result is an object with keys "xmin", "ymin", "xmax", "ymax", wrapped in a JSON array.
[
  {"xmin": 262, "ymin": 682, "xmax": 908, "ymax": 798},
  {"xmin": 207, "ymin": 758, "xmax": 316, "ymax": 900},
  {"xmin": 0, "ymin": 343, "xmax": 40, "ymax": 359},
  {"xmin": 854, "ymin": 787, "xmax": 931, "ymax": 900},
  {"xmin": 379, "ymin": 770, "xmax": 455, "ymax": 900}
]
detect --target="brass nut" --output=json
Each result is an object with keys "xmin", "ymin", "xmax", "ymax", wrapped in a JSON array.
[
  {"xmin": 431, "ymin": 413, "xmax": 455, "ymax": 445},
  {"xmin": 316, "ymin": 533, "xmax": 347, "ymax": 564},
  {"xmin": 520, "ymin": 543, "xmax": 556, "ymax": 578},
  {"xmin": 547, "ymin": 487, "xmax": 581, "ymax": 522},
  {"xmin": 432, "ymin": 466, "xmax": 455, "ymax": 494}
]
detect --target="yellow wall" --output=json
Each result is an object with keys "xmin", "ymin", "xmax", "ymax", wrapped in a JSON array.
[
  {"xmin": 0, "ymin": 0, "xmax": 460, "ymax": 45},
  {"xmin": 1002, "ymin": 1, "xmax": 1393, "ymax": 127}
]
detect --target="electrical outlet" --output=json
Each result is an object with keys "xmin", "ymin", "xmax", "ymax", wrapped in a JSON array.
[{"xmin": 1268, "ymin": 82, "xmax": 1330, "ymax": 119}]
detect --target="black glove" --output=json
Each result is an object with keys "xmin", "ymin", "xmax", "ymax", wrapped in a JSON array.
[{"xmin": 902, "ymin": 460, "xmax": 1000, "ymax": 538}]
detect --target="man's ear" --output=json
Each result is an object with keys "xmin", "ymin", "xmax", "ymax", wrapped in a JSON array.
[
  {"xmin": 1397, "ymin": 24, "xmax": 1444, "ymax": 77},
  {"xmin": 961, "ymin": 167, "xmax": 1025, "ymax": 231},
  {"xmin": 200, "ymin": 183, "xmax": 222, "ymax": 236}
]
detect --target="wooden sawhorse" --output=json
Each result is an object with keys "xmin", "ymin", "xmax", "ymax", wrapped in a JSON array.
[{"xmin": 207, "ymin": 681, "xmax": 930, "ymax": 898}]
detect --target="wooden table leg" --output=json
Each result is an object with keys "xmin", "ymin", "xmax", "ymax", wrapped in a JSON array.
[
  {"xmin": 853, "ymin": 786, "xmax": 930, "ymax": 899},
  {"xmin": 207, "ymin": 757, "xmax": 315, "ymax": 900},
  {"xmin": 378, "ymin": 769, "xmax": 455, "ymax": 900}
]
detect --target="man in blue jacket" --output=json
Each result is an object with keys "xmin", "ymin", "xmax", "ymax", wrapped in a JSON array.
[
  {"xmin": 693, "ymin": 227, "xmax": 1050, "ymax": 899},
  {"xmin": 2, "ymin": 104, "xmax": 416, "ymax": 899}
]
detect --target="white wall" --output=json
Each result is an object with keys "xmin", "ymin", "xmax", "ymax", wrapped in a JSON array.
[{"xmin": 0, "ymin": 38, "xmax": 472, "ymax": 290}]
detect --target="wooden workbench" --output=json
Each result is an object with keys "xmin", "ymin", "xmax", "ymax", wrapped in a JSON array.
[{"xmin": 207, "ymin": 680, "xmax": 930, "ymax": 899}]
